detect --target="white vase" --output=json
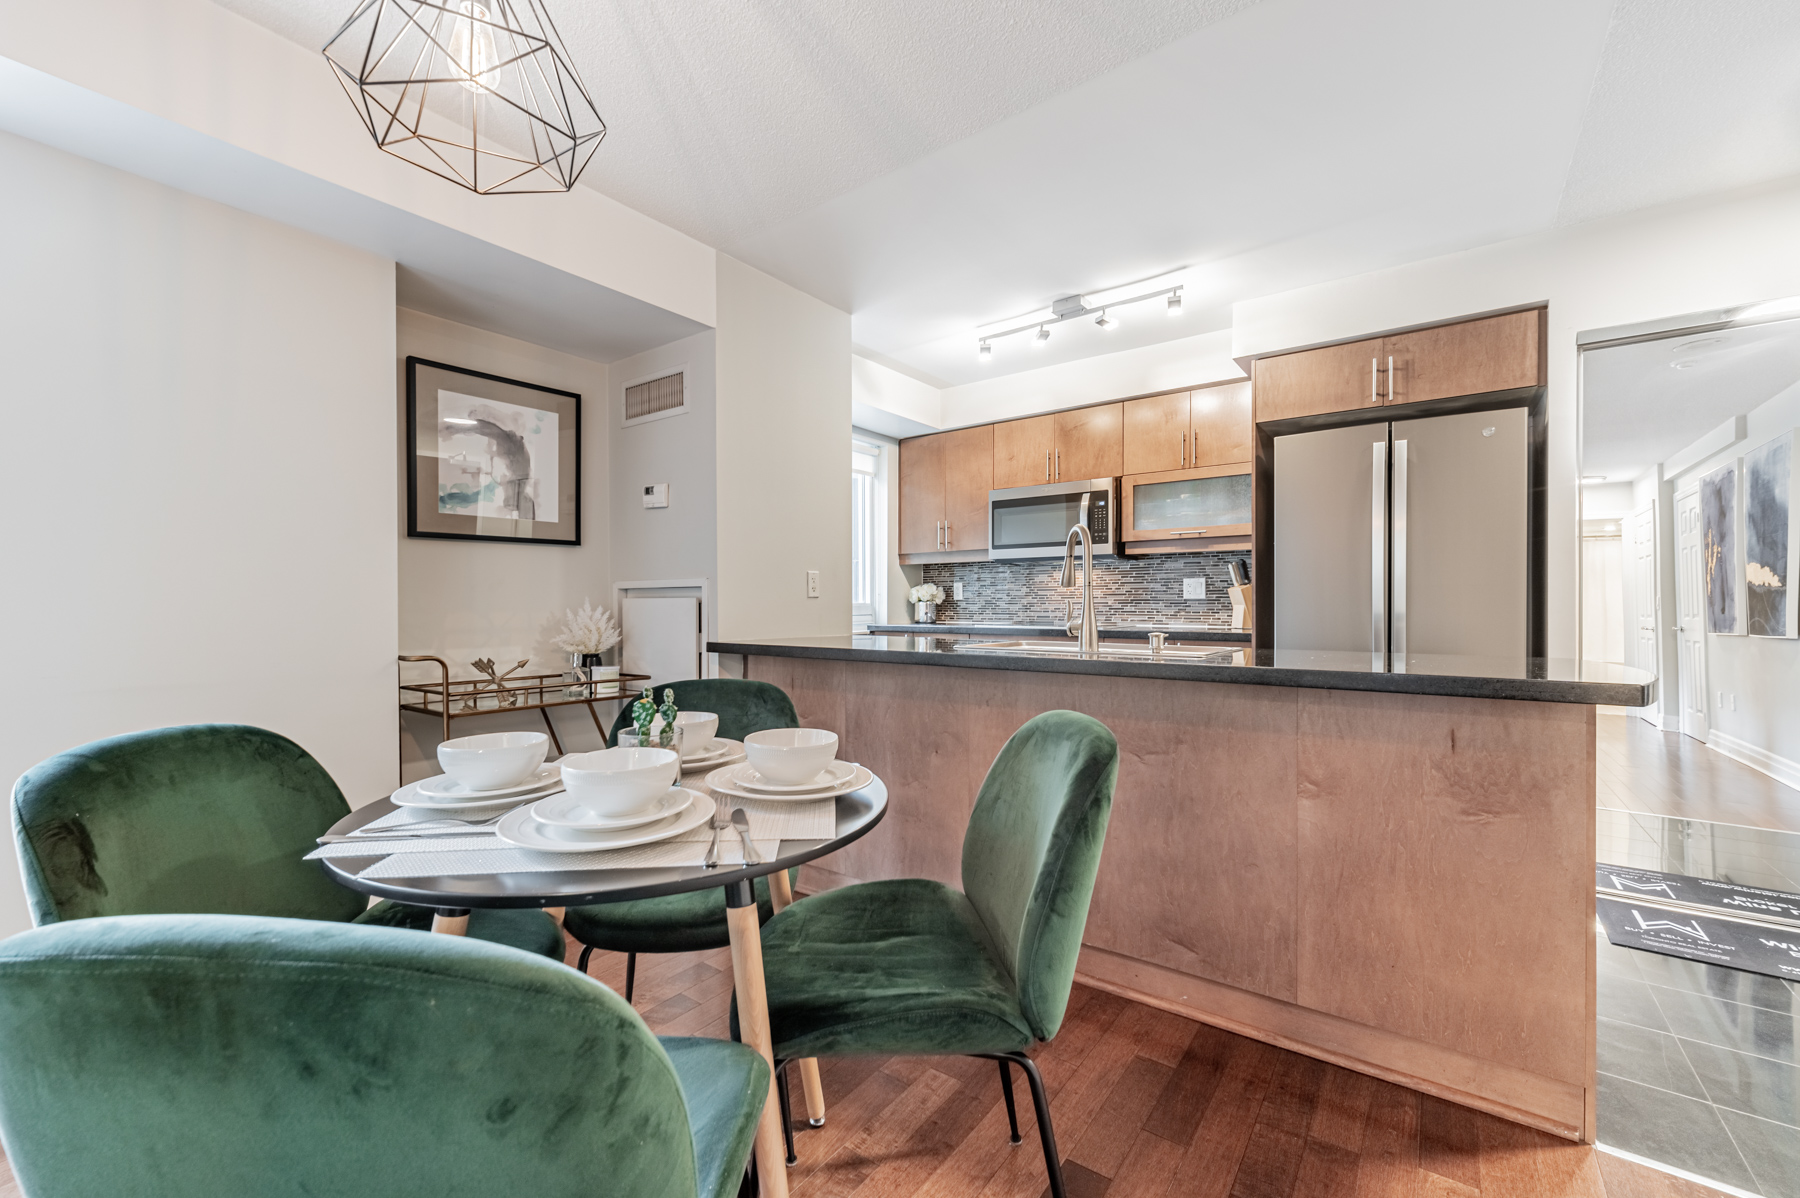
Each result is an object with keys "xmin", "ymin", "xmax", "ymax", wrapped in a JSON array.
[{"xmin": 916, "ymin": 601, "xmax": 937, "ymax": 624}]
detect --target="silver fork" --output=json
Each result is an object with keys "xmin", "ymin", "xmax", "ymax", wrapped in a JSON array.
[{"xmin": 703, "ymin": 794, "xmax": 728, "ymax": 868}]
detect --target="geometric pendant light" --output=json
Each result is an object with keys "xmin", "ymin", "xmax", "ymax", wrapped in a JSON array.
[{"xmin": 323, "ymin": 0, "xmax": 606, "ymax": 195}]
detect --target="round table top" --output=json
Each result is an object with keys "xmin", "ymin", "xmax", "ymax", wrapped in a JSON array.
[{"xmin": 317, "ymin": 777, "xmax": 887, "ymax": 911}]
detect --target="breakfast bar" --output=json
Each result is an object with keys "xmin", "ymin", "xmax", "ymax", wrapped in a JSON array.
[{"xmin": 711, "ymin": 634, "xmax": 1654, "ymax": 1144}]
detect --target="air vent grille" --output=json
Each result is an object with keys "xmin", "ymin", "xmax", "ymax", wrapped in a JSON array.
[{"xmin": 625, "ymin": 372, "xmax": 684, "ymax": 421}]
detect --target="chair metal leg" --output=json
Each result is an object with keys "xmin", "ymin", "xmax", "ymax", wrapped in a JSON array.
[
  {"xmin": 997, "ymin": 1058, "xmax": 1022, "ymax": 1144},
  {"xmin": 980, "ymin": 1053, "xmax": 1063, "ymax": 1198},
  {"xmin": 625, "ymin": 952, "xmax": 637, "ymax": 1005},
  {"xmin": 776, "ymin": 1059, "xmax": 797, "ymax": 1165},
  {"xmin": 577, "ymin": 945, "xmax": 593, "ymax": 975}
]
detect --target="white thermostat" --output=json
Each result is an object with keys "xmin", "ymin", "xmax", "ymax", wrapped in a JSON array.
[{"xmin": 642, "ymin": 483, "xmax": 669, "ymax": 509}]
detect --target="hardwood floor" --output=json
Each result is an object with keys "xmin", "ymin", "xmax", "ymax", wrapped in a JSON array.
[{"xmin": 1599, "ymin": 713, "xmax": 1800, "ymax": 831}]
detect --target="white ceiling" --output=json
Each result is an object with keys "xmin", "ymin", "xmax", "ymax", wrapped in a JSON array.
[
  {"xmin": 1582, "ymin": 318, "xmax": 1800, "ymax": 483},
  {"xmin": 219, "ymin": 0, "xmax": 1800, "ymax": 384}
]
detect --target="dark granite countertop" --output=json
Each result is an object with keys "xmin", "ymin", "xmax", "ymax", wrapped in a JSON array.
[
  {"xmin": 865, "ymin": 622, "xmax": 1252, "ymax": 644},
  {"xmin": 711, "ymin": 635, "xmax": 1656, "ymax": 706}
]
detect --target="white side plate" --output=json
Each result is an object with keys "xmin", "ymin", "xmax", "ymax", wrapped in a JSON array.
[
  {"xmin": 413, "ymin": 763, "xmax": 562, "ymax": 801},
  {"xmin": 704, "ymin": 763, "xmax": 873, "ymax": 804},
  {"xmin": 391, "ymin": 779, "xmax": 563, "ymax": 812},
  {"xmin": 530, "ymin": 788, "xmax": 694, "ymax": 831},
  {"xmin": 497, "ymin": 792, "xmax": 712, "ymax": 853}
]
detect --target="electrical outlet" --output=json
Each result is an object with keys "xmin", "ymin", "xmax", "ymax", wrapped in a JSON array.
[
  {"xmin": 1183, "ymin": 577, "xmax": 1206, "ymax": 600},
  {"xmin": 642, "ymin": 483, "xmax": 669, "ymax": 509},
  {"xmin": 806, "ymin": 570, "xmax": 820, "ymax": 598},
  {"xmin": 953, "ymin": 581, "xmax": 964, "ymax": 601}
]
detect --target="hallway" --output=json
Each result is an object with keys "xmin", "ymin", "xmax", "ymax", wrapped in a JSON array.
[{"xmin": 1599, "ymin": 715, "xmax": 1800, "ymax": 833}]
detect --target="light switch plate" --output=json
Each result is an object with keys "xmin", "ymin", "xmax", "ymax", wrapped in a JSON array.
[
  {"xmin": 1183, "ymin": 577, "xmax": 1206, "ymax": 600},
  {"xmin": 953, "ymin": 581, "xmax": 964, "ymax": 601},
  {"xmin": 642, "ymin": 483, "xmax": 669, "ymax": 509},
  {"xmin": 806, "ymin": 570, "xmax": 820, "ymax": 598}
]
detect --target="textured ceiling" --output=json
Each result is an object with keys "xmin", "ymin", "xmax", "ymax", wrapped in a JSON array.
[
  {"xmin": 217, "ymin": 0, "xmax": 1800, "ymax": 391},
  {"xmin": 1583, "ymin": 319, "xmax": 1800, "ymax": 483}
]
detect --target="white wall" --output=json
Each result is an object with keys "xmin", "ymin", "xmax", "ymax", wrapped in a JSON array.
[
  {"xmin": 609, "ymin": 331, "xmax": 719, "ymax": 602},
  {"xmin": 0, "ymin": 130, "xmax": 397, "ymax": 934},
  {"xmin": 1667, "ymin": 378, "xmax": 1800, "ymax": 775},
  {"xmin": 715, "ymin": 255, "xmax": 853, "ymax": 640},
  {"xmin": 395, "ymin": 309, "xmax": 612, "ymax": 780},
  {"xmin": 1233, "ymin": 176, "xmax": 1800, "ymax": 659}
]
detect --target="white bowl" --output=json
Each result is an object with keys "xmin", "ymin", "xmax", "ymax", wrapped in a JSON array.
[
  {"xmin": 675, "ymin": 711, "xmax": 719, "ymax": 758},
  {"xmin": 558, "ymin": 747, "xmax": 680, "ymax": 818},
  {"xmin": 743, "ymin": 728, "xmax": 839, "ymax": 785},
  {"xmin": 436, "ymin": 731, "xmax": 549, "ymax": 792}
]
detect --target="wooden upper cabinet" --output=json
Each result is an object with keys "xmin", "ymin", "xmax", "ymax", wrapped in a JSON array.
[
  {"xmin": 943, "ymin": 424, "xmax": 993, "ymax": 551},
  {"xmin": 1383, "ymin": 310, "xmax": 1542, "ymax": 407},
  {"xmin": 1190, "ymin": 381, "xmax": 1252, "ymax": 467},
  {"xmin": 993, "ymin": 415, "xmax": 1055, "ymax": 489},
  {"xmin": 1054, "ymin": 402, "xmax": 1123, "ymax": 481},
  {"xmin": 1122, "ymin": 392, "xmax": 1190, "ymax": 474},
  {"xmin": 1252, "ymin": 337, "xmax": 1384, "ymax": 422},
  {"xmin": 898, "ymin": 433, "xmax": 946, "ymax": 555}
]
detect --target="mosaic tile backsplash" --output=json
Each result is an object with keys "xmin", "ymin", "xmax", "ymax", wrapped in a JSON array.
[{"xmin": 917, "ymin": 552, "xmax": 1249, "ymax": 627}]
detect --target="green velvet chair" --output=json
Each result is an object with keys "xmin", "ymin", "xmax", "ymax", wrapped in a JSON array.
[
  {"xmin": 10, "ymin": 724, "xmax": 564, "ymax": 959},
  {"xmin": 563, "ymin": 679, "xmax": 802, "ymax": 1003},
  {"xmin": 745, "ymin": 709, "xmax": 1119, "ymax": 1198},
  {"xmin": 0, "ymin": 913, "xmax": 768, "ymax": 1198}
]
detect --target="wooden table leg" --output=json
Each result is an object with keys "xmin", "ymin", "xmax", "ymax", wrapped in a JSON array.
[
  {"xmin": 726, "ymin": 879, "xmax": 789, "ymax": 1198},
  {"xmin": 766, "ymin": 871, "xmax": 826, "ymax": 1128},
  {"xmin": 431, "ymin": 908, "xmax": 470, "ymax": 936}
]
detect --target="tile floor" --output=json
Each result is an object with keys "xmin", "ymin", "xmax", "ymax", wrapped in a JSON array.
[{"xmin": 1594, "ymin": 731, "xmax": 1800, "ymax": 1198}]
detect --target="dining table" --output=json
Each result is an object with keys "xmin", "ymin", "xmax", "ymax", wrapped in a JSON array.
[{"xmin": 311, "ymin": 768, "xmax": 888, "ymax": 1198}]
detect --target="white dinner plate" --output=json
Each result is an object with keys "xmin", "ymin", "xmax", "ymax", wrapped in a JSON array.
[
  {"xmin": 704, "ymin": 763, "xmax": 874, "ymax": 803},
  {"xmin": 680, "ymin": 738, "xmax": 746, "ymax": 771},
  {"xmin": 413, "ymin": 763, "xmax": 562, "ymax": 801},
  {"xmin": 497, "ymin": 792, "xmax": 711, "ymax": 853},
  {"xmin": 734, "ymin": 760, "xmax": 860, "ymax": 795},
  {"xmin": 530, "ymin": 787, "xmax": 694, "ymax": 831},
  {"xmin": 391, "ymin": 778, "xmax": 563, "ymax": 812}
]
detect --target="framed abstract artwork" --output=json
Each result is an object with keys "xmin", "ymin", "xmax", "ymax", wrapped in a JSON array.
[
  {"xmin": 406, "ymin": 357, "xmax": 580, "ymax": 546},
  {"xmin": 1700, "ymin": 461, "xmax": 1741, "ymax": 635},
  {"xmin": 1744, "ymin": 431, "xmax": 1795, "ymax": 638}
]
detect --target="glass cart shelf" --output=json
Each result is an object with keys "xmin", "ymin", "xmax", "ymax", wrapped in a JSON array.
[{"xmin": 399, "ymin": 654, "xmax": 650, "ymax": 756}]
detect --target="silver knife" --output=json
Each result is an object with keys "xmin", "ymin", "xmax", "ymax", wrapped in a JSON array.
[{"xmin": 731, "ymin": 808, "xmax": 762, "ymax": 865}]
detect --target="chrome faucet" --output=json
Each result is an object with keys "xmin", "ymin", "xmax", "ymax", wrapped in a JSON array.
[{"xmin": 1061, "ymin": 522, "xmax": 1099, "ymax": 653}]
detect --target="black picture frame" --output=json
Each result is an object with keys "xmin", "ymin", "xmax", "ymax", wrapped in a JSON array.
[{"xmin": 406, "ymin": 356, "xmax": 581, "ymax": 546}]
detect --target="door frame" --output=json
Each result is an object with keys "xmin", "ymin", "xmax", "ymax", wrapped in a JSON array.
[{"xmin": 1671, "ymin": 486, "xmax": 1709, "ymax": 742}]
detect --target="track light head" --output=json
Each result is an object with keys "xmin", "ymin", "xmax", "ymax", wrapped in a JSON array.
[
  {"xmin": 1167, "ymin": 290, "xmax": 1183, "ymax": 316},
  {"xmin": 978, "ymin": 340, "xmax": 992, "ymax": 359},
  {"xmin": 1095, "ymin": 312, "xmax": 1116, "ymax": 330},
  {"xmin": 1034, "ymin": 326, "xmax": 1051, "ymax": 345}
]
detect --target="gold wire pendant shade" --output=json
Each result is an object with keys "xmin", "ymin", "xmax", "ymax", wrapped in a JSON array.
[{"xmin": 324, "ymin": 0, "xmax": 606, "ymax": 195}]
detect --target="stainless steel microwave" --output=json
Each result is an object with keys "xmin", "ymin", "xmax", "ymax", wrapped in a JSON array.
[{"xmin": 988, "ymin": 478, "xmax": 1118, "ymax": 560}]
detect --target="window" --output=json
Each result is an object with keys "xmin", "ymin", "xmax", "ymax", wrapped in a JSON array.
[{"xmin": 851, "ymin": 437, "xmax": 885, "ymax": 631}]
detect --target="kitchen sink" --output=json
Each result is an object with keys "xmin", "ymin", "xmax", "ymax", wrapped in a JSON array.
[{"xmin": 951, "ymin": 639, "xmax": 1239, "ymax": 663}]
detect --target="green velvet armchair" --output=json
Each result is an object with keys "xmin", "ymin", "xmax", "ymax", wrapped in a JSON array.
[
  {"xmin": 744, "ymin": 709, "xmax": 1119, "ymax": 1198},
  {"xmin": 563, "ymin": 679, "xmax": 801, "ymax": 1002},
  {"xmin": 0, "ymin": 914, "xmax": 768, "ymax": 1198},
  {"xmin": 10, "ymin": 724, "xmax": 564, "ymax": 959}
]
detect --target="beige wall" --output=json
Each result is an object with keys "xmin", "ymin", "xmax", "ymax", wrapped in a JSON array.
[
  {"xmin": 0, "ymin": 131, "xmax": 397, "ymax": 934},
  {"xmin": 1233, "ymin": 176, "xmax": 1800, "ymax": 661},
  {"xmin": 395, "ymin": 309, "xmax": 613, "ymax": 780},
  {"xmin": 715, "ymin": 255, "xmax": 853, "ymax": 640}
]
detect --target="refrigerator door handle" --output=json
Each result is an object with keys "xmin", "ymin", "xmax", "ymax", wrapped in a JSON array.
[
  {"xmin": 1371, "ymin": 439, "xmax": 1387, "ymax": 665},
  {"xmin": 1392, "ymin": 438, "xmax": 1408, "ymax": 669}
]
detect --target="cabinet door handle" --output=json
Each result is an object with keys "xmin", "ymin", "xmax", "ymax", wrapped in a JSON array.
[
  {"xmin": 1387, "ymin": 355, "xmax": 1395, "ymax": 405},
  {"xmin": 1045, "ymin": 450, "xmax": 1050, "ymax": 482},
  {"xmin": 945, "ymin": 523, "xmax": 952, "ymax": 548},
  {"xmin": 1371, "ymin": 357, "xmax": 1379, "ymax": 405},
  {"xmin": 1056, "ymin": 448, "xmax": 1061, "ymax": 479},
  {"xmin": 1181, "ymin": 430, "xmax": 1187, "ymax": 467}
]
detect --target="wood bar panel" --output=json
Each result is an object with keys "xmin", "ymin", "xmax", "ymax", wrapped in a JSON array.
[{"xmin": 743, "ymin": 654, "xmax": 1596, "ymax": 1143}]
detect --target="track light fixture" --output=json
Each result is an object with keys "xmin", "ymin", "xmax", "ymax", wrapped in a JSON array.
[{"xmin": 975, "ymin": 282, "xmax": 1184, "ymax": 358}]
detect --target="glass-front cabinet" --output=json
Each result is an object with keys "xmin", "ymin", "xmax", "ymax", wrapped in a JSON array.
[{"xmin": 1119, "ymin": 462, "xmax": 1252, "ymax": 551}]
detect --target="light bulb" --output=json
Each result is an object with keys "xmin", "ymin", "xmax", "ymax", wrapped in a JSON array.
[
  {"xmin": 978, "ymin": 340, "xmax": 991, "ymax": 359},
  {"xmin": 449, "ymin": 2, "xmax": 497, "ymax": 93},
  {"xmin": 1034, "ymin": 326, "xmax": 1051, "ymax": 346},
  {"xmin": 1167, "ymin": 291, "xmax": 1183, "ymax": 317},
  {"xmin": 1096, "ymin": 312, "xmax": 1116, "ymax": 330}
]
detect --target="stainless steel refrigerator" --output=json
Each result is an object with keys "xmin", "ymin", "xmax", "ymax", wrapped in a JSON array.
[{"xmin": 1272, "ymin": 408, "xmax": 1529, "ymax": 661}]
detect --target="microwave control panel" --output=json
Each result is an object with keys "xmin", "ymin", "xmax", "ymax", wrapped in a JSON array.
[{"xmin": 1086, "ymin": 495, "xmax": 1109, "ymax": 541}]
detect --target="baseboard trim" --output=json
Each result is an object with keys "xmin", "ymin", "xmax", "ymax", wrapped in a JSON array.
[
  {"xmin": 1707, "ymin": 729, "xmax": 1800, "ymax": 793},
  {"xmin": 1074, "ymin": 947, "xmax": 1591, "ymax": 1143}
]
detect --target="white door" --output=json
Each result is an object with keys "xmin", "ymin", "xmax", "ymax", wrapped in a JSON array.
[
  {"xmin": 1630, "ymin": 505, "xmax": 1660, "ymax": 717},
  {"xmin": 1674, "ymin": 487, "xmax": 1708, "ymax": 741}
]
